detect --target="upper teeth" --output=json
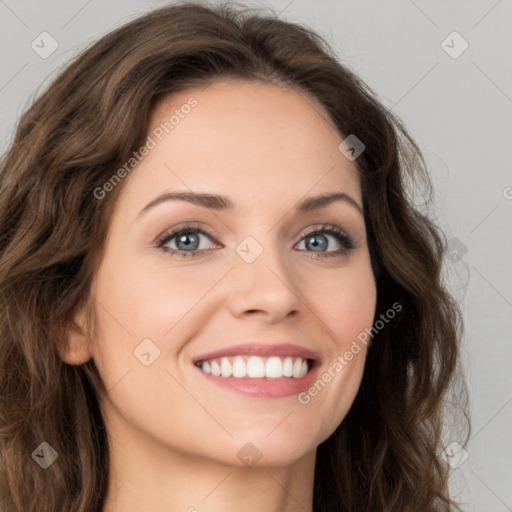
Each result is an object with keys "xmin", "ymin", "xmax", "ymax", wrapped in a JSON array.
[{"xmin": 197, "ymin": 356, "xmax": 309, "ymax": 379}]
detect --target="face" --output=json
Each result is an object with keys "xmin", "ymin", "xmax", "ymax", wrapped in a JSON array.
[{"xmin": 70, "ymin": 79, "xmax": 377, "ymax": 467}]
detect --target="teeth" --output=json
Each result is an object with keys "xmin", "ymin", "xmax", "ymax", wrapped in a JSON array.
[
  {"xmin": 210, "ymin": 360, "xmax": 221, "ymax": 377},
  {"xmin": 220, "ymin": 357, "xmax": 232, "ymax": 377},
  {"xmin": 247, "ymin": 356, "xmax": 265, "ymax": 378},
  {"xmin": 300, "ymin": 360, "xmax": 308, "ymax": 377},
  {"xmin": 292, "ymin": 358, "xmax": 303, "ymax": 378},
  {"xmin": 265, "ymin": 356, "xmax": 282, "ymax": 379},
  {"xmin": 232, "ymin": 356, "xmax": 247, "ymax": 378},
  {"xmin": 282, "ymin": 357, "xmax": 293, "ymax": 377},
  {"xmin": 199, "ymin": 355, "xmax": 310, "ymax": 379}
]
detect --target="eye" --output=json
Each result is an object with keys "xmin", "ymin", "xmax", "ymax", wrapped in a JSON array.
[
  {"xmin": 295, "ymin": 225, "xmax": 355, "ymax": 259},
  {"xmin": 156, "ymin": 222, "xmax": 356, "ymax": 259},
  {"xmin": 157, "ymin": 222, "xmax": 219, "ymax": 258}
]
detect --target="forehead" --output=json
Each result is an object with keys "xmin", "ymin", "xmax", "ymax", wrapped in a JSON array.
[{"xmin": 120, "ymin": 80, "xmax": 361, "ymax": 212}]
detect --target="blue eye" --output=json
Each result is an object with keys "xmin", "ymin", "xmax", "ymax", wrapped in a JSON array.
[
  {"xmin": 296, "ymin": 226, "xmax": 355, "ymax": 259},
  {"xmin": 157, "ymin": 223, "xmax": 217, "ymax": 258},
  {"xmin": 157, "ymin": 223, "xmax": 355, "ymax": 259}
]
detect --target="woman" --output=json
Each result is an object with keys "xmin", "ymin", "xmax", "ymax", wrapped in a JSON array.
[{"xmin": 0, "ymin": 2, "xmax": 469, "ymax": 511}]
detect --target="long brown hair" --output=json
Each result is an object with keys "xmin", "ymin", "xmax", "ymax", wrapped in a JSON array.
[{"xmin": 0, "ymin": 2, "xmax": 469, "ymax": 511}]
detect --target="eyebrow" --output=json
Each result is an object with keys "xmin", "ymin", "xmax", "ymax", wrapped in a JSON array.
[{"xmin": 136, "ymin": 190, "xmax": 363, "ymax": 219}]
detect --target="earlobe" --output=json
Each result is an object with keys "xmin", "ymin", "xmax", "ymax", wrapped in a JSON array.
[{"xmin": 57, "ymin": 310, "xmax": 93, "ymax": 366}]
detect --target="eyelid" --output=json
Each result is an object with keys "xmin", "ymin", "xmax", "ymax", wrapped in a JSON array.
[
  {"xmin": 156, "ymin": 222, "xmax": 352, "ymax": 245},
  {"xmin": 156, "ymin": 221, "xmax": 356, "ymax": 260},
  {"xmin": 295, "ymin": 223, "xmax": 350, "ymax": 240},
  {"xmin": 295, "ymin": 224, "xmax": 356, "ymax": 257},
  {"xmin": 157, "ymin": 221, "xmax": 221, "ymax": 246}
]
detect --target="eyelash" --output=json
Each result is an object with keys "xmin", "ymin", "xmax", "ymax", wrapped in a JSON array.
[{"xmin": 157, "ymin": 222, "xmax": 356, "ymax": 260}]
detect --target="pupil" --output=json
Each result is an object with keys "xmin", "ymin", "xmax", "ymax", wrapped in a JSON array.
[
  {"xmin": 178, "ymin": 233, "xmax": 198, "ymax": 250},
  {"xmin": 307, "ymin": 234, "xmax": 327, "ymax": 252}
]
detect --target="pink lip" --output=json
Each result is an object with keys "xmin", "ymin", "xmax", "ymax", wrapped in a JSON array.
[
  {"xmin": 196, "ymin": 364, "xmax": 320, "ymax": 398},
  {"xmin": 193, "ymin": 343, "xmax": 321, "ymax": 364},
  {"xmin": 193, "ymin": 343, "xmax": 321, "ymax": 399}
]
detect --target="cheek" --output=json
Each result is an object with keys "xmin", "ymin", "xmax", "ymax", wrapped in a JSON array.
[
  {"xmin": 295, "ymin": 264, "xmax": 375, "ymax": 438},
  {"xmin": 93, "ymin": 251, "xmax": 216, "ymax": 333},
  {"xmin": 88, "ymin": 256, "xmax": 225, "ymax": 381},
  {"xmin": 311, "ymin": 262, "xmax": 377, "ymax": 343}
]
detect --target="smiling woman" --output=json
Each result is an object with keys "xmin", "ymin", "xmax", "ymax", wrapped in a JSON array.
[{"xmin": 0, "ymin": 2, "xmax": 469, "ymax": 512}]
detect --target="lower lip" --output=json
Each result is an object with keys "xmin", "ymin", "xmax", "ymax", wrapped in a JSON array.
[{"xmin": 195, "ymin": 363, "xmax": 320, "ymax": 398}]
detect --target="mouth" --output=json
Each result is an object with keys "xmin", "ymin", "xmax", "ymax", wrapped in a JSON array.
[
  {"xmin": 192, "ymin": 343, "xmax": 321, "ymax": 398},
  {"xmin": 194, "ymin": 355, "xmax": 315, "ymax": 379}
]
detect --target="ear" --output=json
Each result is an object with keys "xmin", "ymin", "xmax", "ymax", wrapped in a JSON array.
[{"xmin": 57, "ymin": 306, "xmax": 93, "ymax": 365}]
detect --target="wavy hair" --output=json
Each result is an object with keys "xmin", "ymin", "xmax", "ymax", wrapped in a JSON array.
[{"xmin": 0, "ymin": 2, "xmax": 469, "ymax": 511}]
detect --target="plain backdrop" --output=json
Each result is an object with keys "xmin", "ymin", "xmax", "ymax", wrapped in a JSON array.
[{"xmin": 0, "ymin": 1, "xmax": 511, "ymax": 510}]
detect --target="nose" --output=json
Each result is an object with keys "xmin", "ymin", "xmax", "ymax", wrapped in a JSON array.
[{"xmin": 226, "ymin": 244, "xmax": 301, "ymax": 324}]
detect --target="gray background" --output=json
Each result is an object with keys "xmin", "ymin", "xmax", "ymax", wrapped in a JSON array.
[{"xmin": 1, "ymin": 1, "xmax": 511, "ymax": 510}]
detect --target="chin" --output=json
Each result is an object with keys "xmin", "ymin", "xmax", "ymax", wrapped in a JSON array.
[{"xmin": 222, "ymin": 430, "xmax": 320, "ymax": 468}]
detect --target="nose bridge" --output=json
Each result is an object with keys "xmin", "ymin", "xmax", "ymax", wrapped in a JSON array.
[{"xmin": 227, "ymin": 231, "xmax": 300, "ymax": 319}]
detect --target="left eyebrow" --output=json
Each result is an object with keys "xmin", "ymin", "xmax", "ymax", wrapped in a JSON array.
[
  {"xmin": 297, "ymin": 192, "xmax": 363, "ymax": 216},
  {"xmin": 136, "ymin": 190, "xmax": 363, "ymax": 220}
]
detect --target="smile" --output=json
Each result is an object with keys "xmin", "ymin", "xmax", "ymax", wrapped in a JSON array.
[
  {"xmin": 195, "ymin": 355, "xmax": 310, "ymax": 379},
  {"xmin": 192, "ymin": 343, "xmax": 321, "ymax": 398}
]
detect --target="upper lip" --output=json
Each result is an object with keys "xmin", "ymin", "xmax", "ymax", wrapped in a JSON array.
[{"xmin": 193, "ymin": 343, "xmax": 321, "ymax": 364}]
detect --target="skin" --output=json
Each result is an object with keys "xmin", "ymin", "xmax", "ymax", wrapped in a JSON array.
[{"xmin": 62, "ymin": 79, "xmax": 377, "ymax": 512}]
